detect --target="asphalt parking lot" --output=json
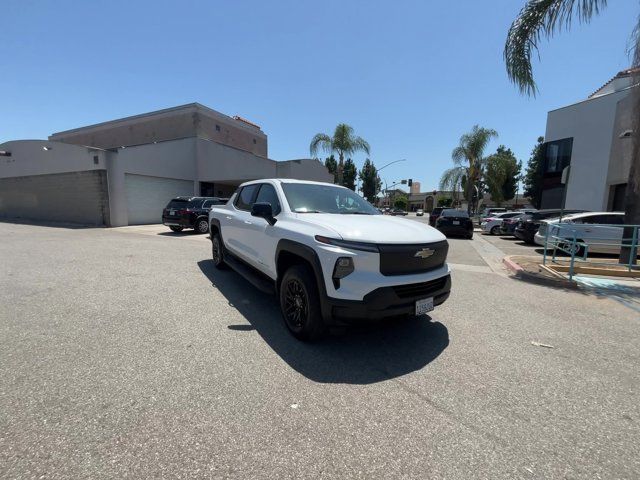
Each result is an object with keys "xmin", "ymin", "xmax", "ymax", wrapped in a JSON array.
[{"xmin": 1, "ymin": 220, "xmax": 639, "ymax": 479}]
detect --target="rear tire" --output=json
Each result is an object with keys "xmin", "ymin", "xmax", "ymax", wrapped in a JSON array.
[
  {"xmin": 211, "ymin": 232, "xmax": 228, "ymax": 269},
  {"xmin": 169, "ymin": 226, "xmax": 183, "ymax": 232},
  {"xmin": 195, "ymin": 217, "xmax": 209, "ymax": 234},
  {"xmin": 490, "ymin": 226, "xmax": 499, "ymax": 235},
  {"xmin": 279, "ymin": 265, "xmax": 325, "ymax": 341}
]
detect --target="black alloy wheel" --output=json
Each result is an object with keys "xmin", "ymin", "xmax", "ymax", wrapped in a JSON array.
[
  {"xmin": 211, "ymin": 233, "xmax": 227, "ymax": 269},
  {"xmin": 279, "ymin": 265, "xmax": 325, "ymax": 341},
  {"xmin": 283, "ymin": 279, "xmax": 308, "ymax": 331}
]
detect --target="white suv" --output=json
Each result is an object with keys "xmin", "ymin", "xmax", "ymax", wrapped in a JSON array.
[{"xmin": 209, "ymin": 179, "xmax": 451, "ymax": 340}]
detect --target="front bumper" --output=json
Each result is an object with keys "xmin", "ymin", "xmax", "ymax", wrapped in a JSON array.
[{"xmin": 322, "ymin": 274, "xmax": 451, "ymax": 325}]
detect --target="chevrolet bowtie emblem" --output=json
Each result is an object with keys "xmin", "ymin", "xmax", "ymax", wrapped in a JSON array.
[{"xmin": 414, "ymin": 248, "xmax": 435, "ymax": 259}]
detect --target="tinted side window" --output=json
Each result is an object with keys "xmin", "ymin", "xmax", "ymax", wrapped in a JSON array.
[
  {"xmin": 255, "ymin": 184, "xmax": 282, "ymax": 215},
  {"xmin": 584, "ymin": 214, "xmax": 624, "ymax": 225},
  {"xmin": 235, "ymin": 185, "xmax": 259, "ymax": 211},
  {"xmin": 202, "ymin": 200, "xmax": 215, "ymax": 208}
]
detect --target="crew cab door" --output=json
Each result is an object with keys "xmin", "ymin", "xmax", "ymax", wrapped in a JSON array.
[
  {"xmin": 241, "ymin": 183, "xmax": 282, "ymax": 278},
  {"xmin": 223, "ymin": 184, "xmax": 260, "ymax": 261}
]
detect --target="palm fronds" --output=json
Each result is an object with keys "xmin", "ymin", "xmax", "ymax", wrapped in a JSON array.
[{"xmin": 505, "ymin": 0, "xmax": 608, "ymax": 96}]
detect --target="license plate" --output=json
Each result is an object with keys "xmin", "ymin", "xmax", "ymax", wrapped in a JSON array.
[
  {"xmin": 452, "ymin": 220, "xmax": 460, "ymax": 225},
  {"xmin": 169, "ymin": 211, "xmax": 175, "ymax": 216},
  {"xmin": 415, "ymin": 297, "xmax": 434, "ymax": 316}
]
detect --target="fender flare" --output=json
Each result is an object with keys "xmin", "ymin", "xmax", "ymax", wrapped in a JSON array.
[{"xmin": 275, "ymin": 239, "xmax": 331, "ymax": 321}]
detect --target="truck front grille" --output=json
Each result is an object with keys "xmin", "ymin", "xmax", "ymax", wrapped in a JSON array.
[{"xmin": 378, "ymin": 241, "xmax": 448, "ymax": 276}]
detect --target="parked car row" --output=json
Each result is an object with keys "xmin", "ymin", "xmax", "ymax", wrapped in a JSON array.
[
  {"xmin": 162, "ymin": 196, "xmax": 229, "ymax": 233},
  {"xmin": 483, "ymin": 208, "xmax": 633, "ymax": 257}
]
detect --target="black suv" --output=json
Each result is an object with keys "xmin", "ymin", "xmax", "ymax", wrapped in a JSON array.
[
  {"xmin": 514, "ymin": 209, "xmax": 586, "ymax": 244},
  {"xmin": 162, "ymin": 197, "xmax": 229, "ymax": 233}
]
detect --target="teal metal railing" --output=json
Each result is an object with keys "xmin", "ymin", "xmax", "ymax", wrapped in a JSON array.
[{"xmin": 541, "ymin": 222, "xmax": 640, "ymax": 280}]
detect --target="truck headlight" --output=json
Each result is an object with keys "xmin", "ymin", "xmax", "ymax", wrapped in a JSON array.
[{"xmin": 332, "ymin": 257, "xmax": 354, "ymax": 288}]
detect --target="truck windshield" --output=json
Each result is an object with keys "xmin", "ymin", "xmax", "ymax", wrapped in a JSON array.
[{"xmin": 281, "ymin": 183, "xmax": 379, "ymax": 215}]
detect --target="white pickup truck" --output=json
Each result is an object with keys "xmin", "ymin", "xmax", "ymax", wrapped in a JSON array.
[{"xmin": 209, "ymin": 179, "xmax": 451, "ymax": 341}]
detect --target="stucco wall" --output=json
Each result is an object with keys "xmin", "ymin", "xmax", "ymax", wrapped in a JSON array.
[
  {"xmin": 49, "ymin": 104, "xmax": 267, "ymax": 157},
  {"xmin": 196, "ymin": 138, "xmax": 276, "ymax": 183},
  {"xmin": 0, "ymin": 140, "xmax": 106, "ymax": 178},
  {"xmin": 545, "ymin": 89, "xmax": 629, "ymax": 211},
  {"xmin": 276, "ymin": 159, "xmax": 333, "ymax": 183}
]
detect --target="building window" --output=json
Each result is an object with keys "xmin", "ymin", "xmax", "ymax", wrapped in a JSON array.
[
  {"xmin": 544, "ymin": 138, "xmax": 573, "ymax": 173},
  {"xmin": 253, "ymin": 138, "xmax": 257, "ymax": 144},
  {"xmin": 215, "ymin": 125, "xmax": 221, "ymax": 132},
  {"xmin": 93, "ymin": 155, "xmax": 99, "ymax": 165}
]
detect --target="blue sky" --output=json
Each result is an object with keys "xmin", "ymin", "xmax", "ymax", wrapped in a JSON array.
[{"xmin": 1, "ymin": 0, "xmax": 637, "ymax": 190}]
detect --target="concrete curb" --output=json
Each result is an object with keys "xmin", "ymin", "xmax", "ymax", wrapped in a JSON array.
[{"xmin": 502, "ymin": 256, "xmax": 578, "ymax": 289}]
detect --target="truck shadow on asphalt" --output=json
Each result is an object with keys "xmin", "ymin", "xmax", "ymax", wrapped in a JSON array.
[{"xmin": 197, "ymin": 260, "xmax": 449, "ymax": 385}]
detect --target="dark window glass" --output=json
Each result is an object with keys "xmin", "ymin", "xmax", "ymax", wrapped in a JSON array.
[
  {"xmin": 255, "ymin": 184, "xmax": 282, "ymax": 215},
  {"xmin": 281, "ymin": 183, "xmax": 379, "ymax": 215},
  {"xmin": 202, "ymin": 200, "xmax": 215, "ymax": 208},
  {"xmin": 441, "ymin": 209, "xmax": 469, "ymax": 218},
  {"xmin": 235, "ymin": 185, "xmax": 259, "ymax": 211},
  {"xmin": 188, "ymin": 199, "xmax": 204, "ymax": 208},
  {"xmin": 166, "ymin": 199, "xmax": 189, "ymax": 209},
  {"xmin": 582, "ymin": 214, "xmax": 624, "ymax": 225},
  {"xmin": 544, "ymin": 138, "xmax": 573, "ymax": 173}
]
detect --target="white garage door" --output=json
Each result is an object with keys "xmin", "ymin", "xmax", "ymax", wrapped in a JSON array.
[{"xmin": 125, "ymin": 174, "xmax": 194, "ymax": 225}]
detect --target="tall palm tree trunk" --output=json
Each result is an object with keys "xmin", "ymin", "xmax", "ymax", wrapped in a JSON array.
[{"xmin": 337, "ymin": 152, "xmax": 345, "ymax": 185}]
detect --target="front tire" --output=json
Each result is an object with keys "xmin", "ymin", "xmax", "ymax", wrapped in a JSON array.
[
  {"xmin": 169, "ymin": 226, "xmax": 183, "ymax": 232},
  {"xmin": 490, "ymin": 226, "xmax": 499, "ymax": 235},
  {"xmin": 211, "ymin": 232, "xmax": 227, "ymax": 269},
  {"xmin": 195, "ymin": 217, "xmax": 210, "ymax": 234},
  {"xmin": 279, "ymin": 265, "xmax": 325, "ymax": 341}
]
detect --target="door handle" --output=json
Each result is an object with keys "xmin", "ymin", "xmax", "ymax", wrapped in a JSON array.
[
  {"xmin": 244, "ymin": 220, "xmax": 252, "ymax": 225},
  {"xmin": 225, "ymin": 216, "xmax": 232, "ymax": 220}
]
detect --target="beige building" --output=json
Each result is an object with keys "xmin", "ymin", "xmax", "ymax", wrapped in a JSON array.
[{"xmin": 0, "ymin": 103, "xmax": 332, "ymax": 226}]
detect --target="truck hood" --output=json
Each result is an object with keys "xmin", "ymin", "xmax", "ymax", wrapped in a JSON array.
[{"xmin": 293, "ymin": 214, "xmax": 446, "ymax": 244}]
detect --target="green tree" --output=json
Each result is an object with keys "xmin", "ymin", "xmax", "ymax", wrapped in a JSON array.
[
  {"xmin": 310, "ymin": 124, "xmax": 370, "ymax": 186},
  {"xmin": 342, "ymin": 158, "xmax": 357, "ymax": 191},
  {"xmin": 394, "ymin": 195, "xmax": 408, "ymax": 210},
  {"xmin": 504, "ymin": 0, "xmax": 639, "ymax": 263},
  {"xmin": 523, "ymin": 137, "xmax": 545, "ymax": 208},
  {"xmin": 485, "ymin": 146, "xmax": 521, "ymax": 206},
  {"xmin": 437, "ymin": 197, "xmax": 453, "ymax": 207},
  {"xmin": 451, "ymin": 125, "xmax": 498, "ymax": 213},
  {"xmin": 324, "ymin": 155, "xmax": 337, "ymax": 183},
  {"xmin": 359, "ymin": 158, "xmax": 382, "ymax": 203}
]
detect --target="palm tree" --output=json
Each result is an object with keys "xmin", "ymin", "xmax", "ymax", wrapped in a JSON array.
[
  {"xmin": 451, "ymin": 125, "xmax": 498, "ymax": 213},
  {"xmin": 439, "ymin": 166, "xmax": 466, "ymax": 206},
  {"xmin": 310, "ymin": 124, "xmax": 370, "ymax": 185},
  {"xmin": 505, "ymin": 0, "xmax": 640, "ymax": 263}
]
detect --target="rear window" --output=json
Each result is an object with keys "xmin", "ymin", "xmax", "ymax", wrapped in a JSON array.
[
  {"xmin": 441, "ymin": 209, "xmax": 469, "ymax": 218},
  {"xmin": 432, "ymin": 208, "xmax": 444, "ymax": 214},
  {"xmin": 166, "ymin": 199, "xmax": 189, "ymax": 209}
]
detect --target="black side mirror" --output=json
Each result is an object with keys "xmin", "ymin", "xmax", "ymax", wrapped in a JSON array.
[{"xmin": 251, "ymin": 202, "xmax": 276, "ymax": 225}]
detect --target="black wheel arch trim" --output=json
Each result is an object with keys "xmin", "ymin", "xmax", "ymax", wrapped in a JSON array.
[{"xmin": 275, "ymin": 239, "xmax": 332, "ymax": 322}]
